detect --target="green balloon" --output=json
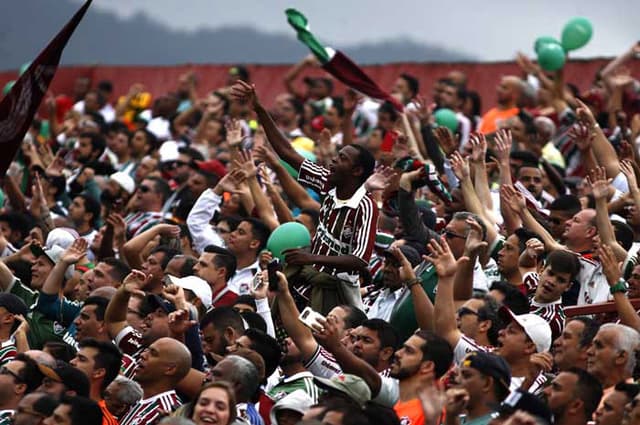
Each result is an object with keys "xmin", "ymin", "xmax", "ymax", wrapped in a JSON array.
[
  {"xmin": 2, "ymin": 80, "xmax": 15, "ymax": 96},
  {"xmin": 537, "ymin": 43, "xmax": 566, "ymax": 71},
  {"xmin": 267, "ymin": 222, "xmax": 312, "ymax": 262},
  {"xmin": 434, "ymin": 108, "xmax": 458, "ymax": 132},
  {"xmin": 19, "ymin": 62, "xmax": 31, "ymax": 76},
  {"xmin": 561, "ymin": 17, "xmax": 593, "ymax": 51},
  {"xmin": 534, "ymin": 36, "xmax": 561, "ymax": 54}
]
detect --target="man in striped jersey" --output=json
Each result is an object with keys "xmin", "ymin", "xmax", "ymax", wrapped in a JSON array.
[
  {"xmin": 231, "ymin": 81, "xmax": 378, "ymax": 314},
  {"xmin": 124, "ymin": 177, "xmax": 169, "ymax": 239},
  {"xmin": 119, "ymin": 337, "xmax": 191, "ymax": 425},
  {"xmin": 529, "ymin": 250, "xmax": 582, "ymax": 340},
  {"xmin": 0, "ymin": 294, "xmax": 27, "ymax": 366}
]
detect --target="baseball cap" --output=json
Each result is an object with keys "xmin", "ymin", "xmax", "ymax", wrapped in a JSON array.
[
  {"xmin": 497, "ymin": 388, "xmax": 552, "ymax": 424},
  {"xmin": 383, "ymin": 244, "xmax": 421, "ymax": 268},
  {"xmin": 110, "ymin": 171, "xmax": 135, "ymax": 195},
  {"xmin": 30, "ymin": 245, "xmax": 65, "ymax": 266},
  {"xmin": 0, "ymin": 293, "xmax": 27, "ymax": 316},
  {"xmin": 462, "ymin": 351, "xmax": 511, "ymax": 392},
  {"xmin": 159, "ymin": 140, "xmax": 180, "ymax": 163},
  {"xmin": 144, "ymin": 294, "xmax": 176, "ymax": 315},
  {"xmin": 167, "ymin": 275, "xmax": 213, "ymax": 309},
  {"xmin": 45, "ymin": 228, "xmax": 80, "ymax": 250},
  {"xmin": 38, "ymin": 362, "xmax": 90, "ymax": 397},
  {"xmin": 195, "ymin": 159, "xmax": 227, "ymax": 178},
  {"xmin": 314, "ymin": 374, "xmax": 372, "ymax": 406},
  {"xmin": 499, "ymin": 306, "xmax": 552, "ymax": 353},
  {"xmin": 375, "ymin": 232, "xmax": 395, "ymax": 250}
]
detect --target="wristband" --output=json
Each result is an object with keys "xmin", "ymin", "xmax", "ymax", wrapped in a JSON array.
[
  {"xmin": 610, "ymin": 279, "xmax": 628, "ymax": 295},
  {"xmin": 404, "ymin": 278, "xmax": 421, "ymax": 288}
]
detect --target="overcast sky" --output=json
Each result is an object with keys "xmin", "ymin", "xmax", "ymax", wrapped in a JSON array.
[{"xmin": 82, "ymin": 0, "xmax": 637, "ymax": 61}]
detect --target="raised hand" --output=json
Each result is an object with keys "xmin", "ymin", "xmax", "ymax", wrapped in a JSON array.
[
  {"xmin": 229, "ymin": 80, "xmax": 258, "ymax": 107},
  {"xmin": 343, "ymin": 89, "xmax": 362, "ymax": 114},
  {"xmin": 225, "ymin": 119, "xmax": 244, "ymax": 148},
  {"xmin": 444, "ymin": 388, "xmax": 469, "ymax": 418},
  {"xmin": 620, "ymin": 159, "xmax": 638, "ymax": 190},
  {"xmin": 523, "ymin": 238, "xmax": 545, "ymax": 261},
  {"xmin": 501, "ymin": 185, "xmax": 526, "ymax": 214},
  {"xmin": 122, "ymin": 270, "xmax": 149, "ymax": 296},
  {"xmin": 168, "ymin": 309, "xmax": 197, "ymax": 338},
  {"xmin": 567, "ymin": 123, "xmax": 593, "ymax": 152},
  {"xmin": 233, "ymin": 149, "xmax": 258, "ymax": 179},
  {"xmin": 30, "ymin": 173, "xmax": 47, "ymax": 219},
  {"xmin": 391, "ymin": 133, "xmax": 411, "ymax": 159},
  {"xmin": 312, "ymin": 315, "xmax": 341, "ymax": 353},
  {"xmin": 61, "ymin": 238, "xmax": 88, "ymax": 265},
  {"xmin": 425, "ymin": 236, "xmax": 463, "ymax": 279},
  {"xmin": 434, "ymin": 127, "xmax": 457, "ymax": 157},
  {"xmin": 575, "ymin": 98, "xmax": 597, "ymax": 127},
  {"xmin": 598, "ymin": 244, "xmax": 622, "ymax": 286},
  {"xmin": 250, "ymin": 270, "xmax": 269, "ymax": 300},
  {"xmin": 449, "ymin": 151, "xmax": 470, "ymax": 181},
  {"xmin": 412, "ymin": 95, "xmax": 435, "ymax": 125},
  {"xmin": 253, "ymin": 144, "xmax": 278, "ymax": 167},
  {"xmin": 163, "ymin": 284, "xmax": 187, "ymax": 310},
  {"xmin": 463, "ymin": 217, "xmax": 488, "ymax": 257},
  {"xmin": 469, "ymin": 133, "xmax": 487, "ymax": 163},
  {"xmin": 389, "ymin": 245, "xmax": 417, "ymax": 282},
  {"xmin": 494, "ymin": 129, "xmax": 512, "ymax": 165},
  {"xmin": 365, "ymin": 165, "xmax": 394, "ymax": 192},
  {"xmin": 106, "ymin": 213, "xmax": 126, "ymax": 245},
  {"xmin": 586, "ymin": 166, "xmax": 611, "ymax": 201}
]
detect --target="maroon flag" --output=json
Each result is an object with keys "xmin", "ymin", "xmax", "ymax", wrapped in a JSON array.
[{"xmin": 0, "ymin": 0, "xmax": 92, "ymax": 177}]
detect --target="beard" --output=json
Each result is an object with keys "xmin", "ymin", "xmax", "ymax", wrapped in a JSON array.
[{"xmin": 389, "ymin": 361, "xmax": 421, "ymax": 380}]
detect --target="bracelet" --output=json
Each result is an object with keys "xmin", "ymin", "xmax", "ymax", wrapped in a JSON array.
[
  {"xmin": 404, "ymin": 278, "xmax": 421, "ymax": 288},
  {"xmin": 610, "ymin": 279, "xmax": 628, "ymax": 295}
]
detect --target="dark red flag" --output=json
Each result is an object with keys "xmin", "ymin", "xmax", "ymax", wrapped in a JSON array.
[{"xmin": 0, "ymin": 0, "xmax": 92, "ymax": 177}]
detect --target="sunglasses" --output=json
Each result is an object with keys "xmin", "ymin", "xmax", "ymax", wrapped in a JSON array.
[
  {"xmin": 457, "ymin": 307, "xmax": 481, "ymax": 318},
  {"xmin": 441, "ymin": 229, "xmax": 466, "ymax": 240},
  {"xmin": 0, "ymin": 366, "xmax": 22, "ymax": 382},
  {"xmin": 138, "ymin": 185, "xmax": 152, "ymax": 193}
]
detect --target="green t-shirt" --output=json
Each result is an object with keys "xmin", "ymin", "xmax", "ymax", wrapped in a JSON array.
[
  {"xmin": 8, "ymin": 279, "xmax": 66, "ymax": 349},
  {"xmin": 389, "ymin": 263, "xmax": 438, "ymax": 343}
]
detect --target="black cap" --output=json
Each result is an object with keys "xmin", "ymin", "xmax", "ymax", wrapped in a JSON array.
[
  {"xmin": 383, "ymin": 244, "xmax": 421, "ymax": 268},
  {"xmin": 462, "ymin": 351, "xmax": 511, "ymax": 392},
  {"xmin": 38, "ymin": 362, "xmax": 90, "ymax": 397},
  {"xmin": 497, "ymin": 388, "xmax": 552, "ymax": 424},
  {"xmin": 144, "ymin": 294, "xmax": 176, "ymax": 315},
  {"xmin": 0, "ymin": 293, "xmax": 28, "ymax": 316}
]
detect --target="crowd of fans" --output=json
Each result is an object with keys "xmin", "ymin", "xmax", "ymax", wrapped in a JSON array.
[{"xmin": 0, "ymin": 41, "xmax": 639, "ymax": 425}]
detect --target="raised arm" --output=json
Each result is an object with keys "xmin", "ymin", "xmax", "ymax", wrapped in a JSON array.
[
  {"xmin": 501, "ymin": 184, "xmax": 564, "ymax": 252},
  {"xmin": 273, "ymin": 272, "xmax": 320, "ymax": 361},
  {"xmin": 390, "ymin": 246, "xmax": 434, "ymax": 331},
  {"xmin": 41, "ymin": 239, "xmax": 87, "ymax": 295},
  {"xmin": 283, "ymin": 54, "xmax": 318, "ymax": 99},
  {"xmin": 600, "ymin": 244, "xmax": 640, "ymax": 331},
  {"xmin": 429, "ymin": 236, "xmax": 467, "ymax": 350},
  {"xmin": 105, "ymin": 270, "xmax": 147, "ymax": 338},
  {"xmin": 121, "ymin": 224, "xmax": 181, "ymax": 269},
  {"xmin": 230, "ymin": 81, "xmax": 305, "ymax": 171},
  {"xmin": 589, "ymin": 167, "xmax": 627, "ymax": 261},
  {"xmin": 452, "ymin": 218, "xmax": 488, "ymax": 301},
  {"xmin": 260, "ymin": 166, "xmax": 296, "ymax": 225},
  {"xmin": 234, "ymin": 150, "xmax": 279, "ymax": 231},
  {"xmin": 576, "ymin": 98, "xmax": 621, "ymax": 180},
  {"xmin": 253, "ymin": 144, "xmax": 320, "ymax": 211}
]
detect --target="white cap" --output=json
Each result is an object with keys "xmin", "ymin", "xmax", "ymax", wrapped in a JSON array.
[
  {"xmin": 167, "ymin": 275, "xmax": 213, "ymax": 308},
  {"xmin": 159, "ymin": 140, "xmax": 180, "ymax": 163},
  {"xmin": 110, "ymin": 171, "xmax": 135, "ymax": 195},
  {"xmin": 46, "ymin": 228, "xmax": 79, "ymax": 250},
  {"xmin": 500, "ymin": 307, "xmax": 552, "ymax": 353}
]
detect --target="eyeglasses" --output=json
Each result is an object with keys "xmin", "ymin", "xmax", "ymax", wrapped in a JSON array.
[
  {"xmin": 441, "ymin": 229, "xmax": 466, "ymax": 240},
  {"xmin": 457, "ymin": 307, "xmax": 480, "ymax": 318},
  {"xmin": 138, "ymin": 185, "xmax": 152, "ymax": 193},
  {"xmin": 0, "ymin": 366, "xmax": 22, "ymax": 382}
]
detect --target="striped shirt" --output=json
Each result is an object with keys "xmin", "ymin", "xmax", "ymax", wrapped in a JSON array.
[
  {"xmin": 298, "ymin": 159, "xmax": 378, "ymax": 282},
  {"xmin": 530, "ymin": 299, "xmax": 565, "ymax": 341},
  {"xmin": 125, "ymin": 211, "xmax": 164, "ymax": 239},
  {"xmin": 453, "ymin": 335, "xmax": 493, "ymax": 365},
  {"xmin": 0, "ymin": 339, "xmax": 17, "ymax": 366},
  {"xmin": 114, "ymin": 326, "xmax": 144, "ymax": 378},
  {"xmin": 267, "ymin": 371, "xmax": 320, "ymax": 404},
  {"xmin": 119, "ymin": 390, "xmax": 181, "ymax": 425}
]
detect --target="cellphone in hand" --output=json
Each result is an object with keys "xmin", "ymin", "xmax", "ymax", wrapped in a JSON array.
[
  {"xmin": 267, "ymin": 258, "xmax": 282, "ymax": 292},
  {"xmin": 298, "ymin": 307, "xmax": 326, "ymax": 330}
]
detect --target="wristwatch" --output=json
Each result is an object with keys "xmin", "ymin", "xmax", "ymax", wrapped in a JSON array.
[{"xmin": 610, "ymin": 279, "xmax": 628, "ymax": 295}]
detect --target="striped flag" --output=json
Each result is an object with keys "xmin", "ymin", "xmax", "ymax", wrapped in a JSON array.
[
  {"xmin": 286, "ymin": 8, "xmax": 404, "ymax": 112},
  {"xmin": 0, "ymin": 0, "xmax": 92, "ymax": 177}
]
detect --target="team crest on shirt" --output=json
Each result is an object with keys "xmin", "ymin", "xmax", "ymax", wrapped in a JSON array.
[
  {"xmin": 342, "ymin": 226, "xmax": 352, "ymax": 240},
  {"xmin": 53, "ymin": 321, "xmax": 65, "ymax": 334}
]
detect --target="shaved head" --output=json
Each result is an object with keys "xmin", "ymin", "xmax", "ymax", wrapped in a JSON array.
[{"xmin": 156, "ymin": 337, "xmax": 192, "ymax": 383}]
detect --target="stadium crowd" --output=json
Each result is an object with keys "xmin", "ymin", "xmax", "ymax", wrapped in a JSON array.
[{"xmin": 0, "ymin": 39, "xmax": 639, "ymax": 425}]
